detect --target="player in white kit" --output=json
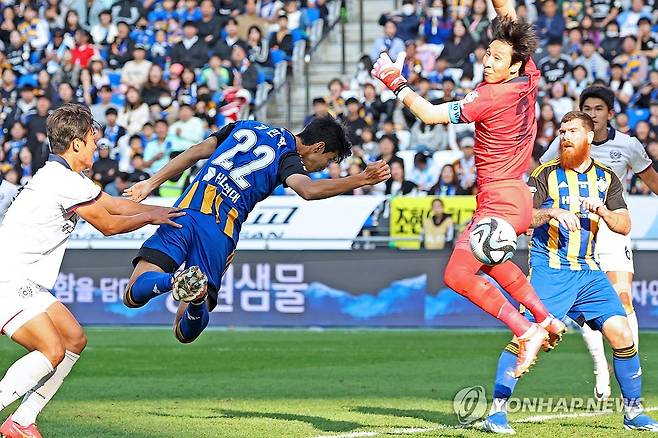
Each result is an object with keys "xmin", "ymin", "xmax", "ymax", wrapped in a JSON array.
[
  {"xmin": 0, "ymin": 104, "xmax": 183, "ymax": 438},
  {"xmin": 541, "ymin": 86, "xmax": 658, "ymax": 401}
]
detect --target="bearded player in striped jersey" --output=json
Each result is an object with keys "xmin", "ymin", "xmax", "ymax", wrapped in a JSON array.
[
  {"xmin": 371, "ymin": 0, "xmax": 567, "ymax": 377},
  {"xmin": 541, "ymin": 86, "xmax": 658, "ymax": 401}
]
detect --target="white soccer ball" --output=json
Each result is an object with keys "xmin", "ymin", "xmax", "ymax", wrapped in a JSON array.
[{"xmin": 469, "ymin": 217, "xmax": 518, "ymax": 266}]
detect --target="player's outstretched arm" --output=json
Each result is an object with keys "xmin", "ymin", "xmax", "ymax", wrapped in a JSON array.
[
  {"xmin": 98, "ymin": 191, "xmax": 174, "ymax": 216},
  {"xmin": 371, "ymin": 53, "xmax": 452, "ymax": 125},
  {"xmin": 491, "ymin": 0, "xmax": 517, "ymax": 20},
  {"xmin": 637, "ymin": 166, "xmax": 658, "ymax": 195},
  {"xmin": 124, "ymin": 136, "xmax": 218, "ymax": 202},
  {"xmin": 285, "ymin": 161, "xmax": 391, "ymax": 200},
  {"xmin": 77, "ymin": 192, "xmax": 185, "ymax": 236}
]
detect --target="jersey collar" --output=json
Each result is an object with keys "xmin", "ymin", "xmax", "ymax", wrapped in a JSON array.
[
  {"xmin": 592, "ymin": 127, "xmax": 615, "ymax": 146},
  {"xmin": 48, "ymin": 153, "xmax": 72, "ymax": 170}
]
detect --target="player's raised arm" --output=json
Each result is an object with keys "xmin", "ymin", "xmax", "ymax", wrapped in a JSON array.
[
  {"xmin": 77, "ymin": 192, "xmax": 185, "ymax": 236},
  {"xmin": 371, "ymin": 53, "xmax": 453, "ymax": 125},
  {"xmin": 491, "ymin": 0, "xmax": 517, "ymax": 21},
  {"xmin": 285, "ymin": 160, "xmax": 391, "ymax": 200}
]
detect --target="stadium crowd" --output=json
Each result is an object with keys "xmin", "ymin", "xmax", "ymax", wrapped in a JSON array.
[
  {"xmin": 305, "ymin": 0, "xmax": 658, "ymax": 197},
  {"xmin": 0, "ymin": 0, "xmax": 329, "ymax": 194}
]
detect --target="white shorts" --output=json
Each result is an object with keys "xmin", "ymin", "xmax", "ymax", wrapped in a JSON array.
[
  {"xmin": 0, "ymin": 279, "xmax": 58, "ymax": 338},
  {"xmin": 595, "ymin": 220, "xmax": 634, "ymax": 274}
]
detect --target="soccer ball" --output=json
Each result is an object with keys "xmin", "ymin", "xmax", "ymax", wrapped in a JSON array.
[{"xmin": 469, "ymin": 217, "xmax": 518, "ymax": 265}]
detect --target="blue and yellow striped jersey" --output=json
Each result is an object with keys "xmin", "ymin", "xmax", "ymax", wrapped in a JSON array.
[
  {"xmin": 528, "ymin": 158, "xmax": 627, "ymax": 271},
  {"xmin": 173, "ymin": 120, "xmax": 305, "ymax": 243}
]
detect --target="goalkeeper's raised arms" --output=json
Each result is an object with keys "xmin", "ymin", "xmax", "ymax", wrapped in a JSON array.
[{"xmin": 370, "ymin": 52, "xmax": 452, "ymax": 125}]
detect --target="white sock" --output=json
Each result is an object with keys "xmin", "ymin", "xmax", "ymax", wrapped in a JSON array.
[
  {"xmin": 581, "ymin": 324, "xmax": 609, "ymax": 379},
  {"xmin": 519, "ymin": 323, "xmax": 537, "ymax": 339},
  {"xmin": 627, "ymin": 312, "xmax": 639, "ymax": 350},
  {"xmin": 13, "ymin": 351, "xmax": 80, "ymax": 427},
  {"xmin": 624, "ymin": 403, "xmax": 644, "ymax": 421},
  {"xmin": 0, "ymin": 351, "xmax": 53, "ymax": 410},
  {"xmin": 490, "ymin": 398, "xmax": 508, "ymax": 415}
]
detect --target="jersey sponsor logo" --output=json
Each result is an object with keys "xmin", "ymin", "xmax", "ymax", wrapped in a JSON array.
[
  {"xmin": 460, "ymin": 91, "xmax": 479, "ymax": 107},
  {"xmin": 558, "ymin": 181, "xmax": 569, "ymax": 189},
  {"xmin": 609, "ymin": 150, "xmax": 622, "ymax": 161},
  {"xmin": 597, "ymin": 178, "xmax": 608, "ymax": 193}
]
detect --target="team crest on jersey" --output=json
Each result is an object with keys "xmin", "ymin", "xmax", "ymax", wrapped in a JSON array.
[
  {"xmin": 460, "ymin": 91, "xmax": 479, "ymax": 107},
  {"xmin": 609, "ymin": 150, "xmax": 622, "ymax": 161},
  {"xmin": 596, "ymin": 177, "xmax": 608, "ymax": 193}
]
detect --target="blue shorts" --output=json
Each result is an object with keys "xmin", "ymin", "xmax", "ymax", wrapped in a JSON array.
[
  {"xmin": 134, "ymin": 210, "xmax": 235, "ymax": 307},
  {"xmin": 526, "ymin": 266, "xmax": 626, "ymax": 331}
]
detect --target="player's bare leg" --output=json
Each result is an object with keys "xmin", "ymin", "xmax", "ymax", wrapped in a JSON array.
[
  {"xmin": 0, "ymin": 314, "xmax": 64, "ymax": 437},
  {"xmin": 10, "ymin": 302, "xmax": 86, "ymax": 433}
]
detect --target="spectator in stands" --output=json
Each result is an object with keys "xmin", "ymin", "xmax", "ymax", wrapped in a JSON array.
[
  {"xmin": 18, "ymin": 4, "xmax": 50, "ymax": 51},
  {"xmin": 634, "ymin": 121, "xmax": 655, "ymax": 146},
  {"xmin": 535, "ymin": 0, "xmax": 565, "ymax": 46},
  {"xmin": 561, "ymin": 0, "xmax": 586, "ymax": 29},
  {"xmin": 637, "ymin": 17, "xmax": 658, "ymax": 60},
  {"xmin": 601, "ymin": 21, "xmax": 622, "ymax": 62},
  {"xmin": 22, "ymin": 94, "xmax": 47, "ymax": 164},
  {"xmin": 269, "ymin": 12, "xmax": 293, "ymax": 57},
  {"xmin": 230, "ymin": 43, "xmax": 259, "ymax": 95},
  {"xmin": 149, "ymin": 30, "xmax": 170, "ymax": 68},
  {"xmin": 567, "ymin": 65, "xmax": 590, "ymax": 101},
  {"xmin": 1, "ymin": 7, "xmax": 18, "ymax": 41},
  {"xmin": 614, "ymin": 35, "xmax": 649, "ymax": 84},
  {"xmin": 649, "ymin": 100, "xmax": 658, "ymax": 137},
  {"xmin": 71, "ymin": 29, "xmax": 98, "ymax": 68},
  {"xmin": 610, "ymin": 63, "xmax": 635, "ymax": 110},
  {"xmin": 169, "ymin": 104, "xmax": 205, "ymax": 151},
  {"xmin": 422, "ymin": 198, "xmax": 454, "ymax": 250},
  {"xmin": 325, "ymin": 78, "xmax": 346, "ymax": 118},
  {"xmin": 90, "ymin": 86, "xmax": 117, "ymax": 125},
  {"xmin": 63, "ymin": 10, "xmax": 81, "ymax": 38},
  {"xmin": 359, "ymin": 127, "xmax": 379, "ymax": 159},
  {"xmin": 91, "ymin": 9, "xmax": 117, "ymax": 48},
  {"xmin": 92, "ymin": 139, "xmax": 119, "ymax": 188},
  {"xmin": 171, "ymin": 21, "xmax": 209, "ymax": 70},
  {"xmin": 376, "ymin": 134, "xmax": 404, "ymax": 169},
  {"xmin": 102, "ymin": 107, "xmax": 126, "ymax": 149},
  {"xmin": 246, "ymin": 25, "xmax": 273, "ymax": 73},
  {"xmin": 15, "ymin": 146, "xmax": 32, "ymax": 186},
  {"xmin": 385, "ymin": 161, "xmax": 417, "ymax": 195},
  {"xmin": 463, "ymin": 0, "xmax": 489, "ymax": 44},
  {"xmin": 202, "ymin": 54, "xmax": 231, "ymax": 91},
  {"xmin": 176, "ymin": 68, "xmax": 199, "ymax": 105},
  {"xmin": 614, "ymin": 112, "xmax": 631, "ymax": 135},
  {"xmin": 455, "ymin": 137, "xmax": 476, "ymax": 195},
  {"xmin": 580, "ymin": 15, "xmax": 601, "ymax": 46},
  {"xmin": 340, "ymin": 97, "xmax": 368, "ymax": 146},
  {"xmin": 536, "ymin": 103, "xmax": 559, "ymax": 150},
  {"xmin": 112, "ymin": 0, "xmax": 145, "ymax": 25},
  {"xmin": 104, "ymin": 171, "xmax": 131, "ymax": 197},
  {"xmin": 215, "ymin": 17, "xmax": 244, "ymax": 59},
  {"xmin": 409, "ymin": 119, "xmax": 451, "ymax": 152},
  {"xmin": 0, "ymin": 69, "xmax": 18, "ymax": 107},
  {"xmin": 108, "ymin": 21, "xmax": 135, "ymax": 69},
  {"xmin": 144, "ymin": 119, "xmax": 174, "ymax": 174},
  {"xmin": 378, "ymin": 0, "xmax": 420, "ymax": 44},
  {"xmin": 129, "ymin": 154, "xmax": 150, "ymax": 183},
  {"xmin": 281, "ymin": 0, "xmax": 302, "ymax": 31},
  {"xmin": 370, "ymin": 20, "xmax": 405, "ymax": 67},
  {"xmin": 563, "ymin": 26, "xmax": 584, "ymax": 61},
  {"xmin": 588, "ymin": 0, "xmax": 620, "ymax": 29},
  {"xmin": 121, "ymin": 45, "xmax": 152, "ymax": 89},
  {"xmin": 362, "ymin": 82, "xmax": 389, "ymax": 127},
  {"xmin": 548, "ymin": 82, "xmax": 575, "ymax": 121},
  {"xmin": 55, "ymin": 82, "xmax": 81, "ymax": 107},
  {"xmin": 423, "ymin": 0, "xmax": 453, "ymax": 48},
  {"xmin": 238, "ymin": 0, "xmax": 267, "ymax": 40},
  {"xmin": 617, "ymin": 0, "xmax": 651, "ymax": 37},
  {"xmin": 647, "ymin": 141, "xmax": 658, "ymax": 170},
  {"xmin": 117, "ymin": 86, "xmax": 150, "ymax": 136},
  {"xmin": 142, "ymin": 65, "xmax": 170, "ymax": 107},
  {"xmin": 539, "ymin": 38, "xmax": 572, "ymax": 91},
  {"xmin": 576, "ymin": 39, "xmax": 609, "ymax": 83},
  {"xmin": 428, "ymin": 164, "xmax": 458, "ymax": 196},
  {"xmin": 5, "ymin": 30, "xmax": 29, "ymax": 75},
  {"xmin": 408, "ymin": 152, "xmax": 436, "ymax": 192},
  {"xmin": 198, "ymin": 0, "xmax": 224, "ymax": 47},
  {"xmin": 44, "ymin": 29, "xmax": 70, "ymax": 75},
  {"xmin": 304, "ymin": 97, "xmax": 329, "ymax": 126}
]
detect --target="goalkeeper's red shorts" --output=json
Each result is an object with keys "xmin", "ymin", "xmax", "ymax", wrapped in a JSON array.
[{"xmin": 454, "ymin": 179, "xmax": 533, "ymax": 251}]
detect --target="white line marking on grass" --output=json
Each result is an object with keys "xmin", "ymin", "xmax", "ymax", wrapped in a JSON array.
[{"xmin": 311, "ymin": 407, "xmax": 658, "ymax": 438}]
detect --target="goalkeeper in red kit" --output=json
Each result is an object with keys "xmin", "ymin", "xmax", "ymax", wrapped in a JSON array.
[{"xmin": 371, "ymin": 0, "xmax": 565, "ymax": 377}]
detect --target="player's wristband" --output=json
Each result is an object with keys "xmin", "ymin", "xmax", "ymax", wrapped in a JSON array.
[{"xmin": 394, "ymin": 84, "xmax": 412, "ymax": 101}]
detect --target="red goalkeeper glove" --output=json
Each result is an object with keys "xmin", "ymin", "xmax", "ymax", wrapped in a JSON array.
[{"xmin": 371, "ymin": 52, "xmax": 408, "ymax": 95}]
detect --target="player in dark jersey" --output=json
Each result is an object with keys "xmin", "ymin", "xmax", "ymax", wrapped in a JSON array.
[
  {"xmin": 371, "ymin": 0, "xmax": 565, "ymax": 377},
  {"xmin": 121, "ymin": 117, "xmax": 390, "ymax": 343}
]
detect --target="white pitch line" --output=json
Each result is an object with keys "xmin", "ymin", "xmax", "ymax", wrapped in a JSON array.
[{"xmin": 311, "ymin": 407, "xmax": 658, "ymax": 438}]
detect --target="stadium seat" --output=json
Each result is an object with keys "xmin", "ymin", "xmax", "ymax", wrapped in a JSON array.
[
  {"xmin": 627, "ymin": 108, "xmax": 650, "ymax": 130},
  {"xmin": 270, "ymin": 49, "xmax": 288, "ymax": 65},
  {"xmin": 110, "ymin": 93, "xmax": 126, "ymax": 106},
  {"xmin": 17, "ymin": 73, "xmax": 37, "ymax": 88},
  {"xmin": 107, "ymin": 71, "xmax": 122, "ymax": 88}
]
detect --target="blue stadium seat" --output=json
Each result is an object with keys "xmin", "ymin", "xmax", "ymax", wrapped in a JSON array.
[
  {"xmin": 17, "ymin": 73, "xmax": 37, "ymax": 88},
  {"xmin": 110, "ymin": 93, "xmax": 126, "ymax": 106},
  {"xmin": 270, "ymin": 49, "xmax": 287, "ymax": 65},
  {"xmin": 107, "ymin": 71, "xmax": 122, "ymax": 87},
  {"xmin": 627, "ymin": 108, "xmax": 650, "ymax": 130},
  {"xmin": 257, "ymin": 69, "xmax": 266, "ymax": 84},
  {"xmin": 291, "ymin": 28, "xmax": 308, "ymax": 43}
]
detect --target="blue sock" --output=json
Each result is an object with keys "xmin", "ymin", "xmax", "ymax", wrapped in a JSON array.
[
  {"xmin": 127, "ymin": 271, "xmax": 173, "ymax": 306},
  {"xmin": 175, "ymin": 301, "xmax": 209, "ymax": 343},
  {"xmin": 613, "ymin": 344, "xmax": 642, "ymax": 411},
  {"xmin": 493, "ymin": 343, "xmax": 520, "ymax": 407}
]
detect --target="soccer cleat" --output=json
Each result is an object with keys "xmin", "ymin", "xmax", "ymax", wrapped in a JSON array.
[
  {"xmin": 483, "ymin": 412, "xmax": 516, "ymax": 434},
  {"xmin": 514, "ymin": 324, "xmax": 548, "ymax": 378},
  {"xmin": 541, "ymin": 316, "xmax": 567, "ymax": 352},
  {"xmin": 172, "ymin": 266, "xmax": 208, "ymax": 303},
  {"xmin": 624, "ymin": 413, "xmax": 658, "ymax": 431},
  {"xmin": 0, "ymin": 416, "xmax": 43, "ymax": 438}
]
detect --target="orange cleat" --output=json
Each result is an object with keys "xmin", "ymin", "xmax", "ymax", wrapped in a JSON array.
[
  {"xmin": 541, "ymin": 316, "xmax": 567, "ymax": 352},
  {"xmin": 0, "ymin": 416, "xmax": 43, "ymax": 438},
  {"xmin": 514, "ymin": 324, "xmax": 548, "ymax": 378}
]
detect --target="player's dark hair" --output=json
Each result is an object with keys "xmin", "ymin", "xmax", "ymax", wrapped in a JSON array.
[
  {"xmin": 579, "ymin": 86, "xmax": 615, "ymax": 111},
  {"xmin": 297, "ymin": 116, "xmax": 352, "ymax": 163},
  {"xmin": 47, "ymin": 103, "xmax": 96, "ymax": 154},
  {"xmin": 490, "ymin": 16, "xmax": 538, "ymax": 73},
  {"xmin": 561, "ymin": 111, "xmax": 594, "ymax": 132}
]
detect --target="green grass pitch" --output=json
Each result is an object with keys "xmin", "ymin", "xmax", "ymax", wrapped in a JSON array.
[{"xmin": 0, "ymin": 328, "xmax": 656, "ymax": 437}]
